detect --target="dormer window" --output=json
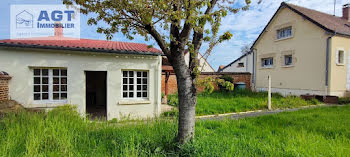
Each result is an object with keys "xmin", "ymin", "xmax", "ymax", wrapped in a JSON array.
[{"xmin": 277, "ymin": 27, "xmax": 292, "ymax": 40}]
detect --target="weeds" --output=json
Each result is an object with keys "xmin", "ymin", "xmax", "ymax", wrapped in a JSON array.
[
  {"xmin": 168, "ymin": 90, "xmax": 319, "ymax": 116},
  {"xmin": 0, "ymin": 105, "xmax": 349, "ymax": 156}
]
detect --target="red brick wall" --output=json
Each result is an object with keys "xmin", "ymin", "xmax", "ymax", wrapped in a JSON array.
[
  {"xmin": 162, "ymin": 72, "xmax": 251, "ymax": 94},
  {"xmin": 0, "ymin": 77, "xmax": 11, "ymax": 101}
]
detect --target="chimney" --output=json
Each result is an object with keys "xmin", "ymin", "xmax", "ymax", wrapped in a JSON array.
[
  {"xmin": 54, "ymin": 22, "xmax": 63, "ymax": 37},
  {"xmin": 342, "ymin": 4, "xmax": 350, "ymax": 21}
]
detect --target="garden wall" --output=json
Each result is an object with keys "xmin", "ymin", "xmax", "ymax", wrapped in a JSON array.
[
  {"xmin": 0, "ymin": 72, "xmax": 11, "ymax": 101},
  {"xmin": 161, "ymin": 72, "xmax": 251, "ymax": 94}
]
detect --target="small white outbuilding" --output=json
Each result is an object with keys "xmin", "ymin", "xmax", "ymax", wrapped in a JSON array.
[{"xmin": 0, "ymin": 37, "xmax": 163, "ymax": 120}]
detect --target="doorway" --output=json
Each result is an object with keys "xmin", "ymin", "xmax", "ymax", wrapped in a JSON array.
[{"xmin": 85, "ymin": 71, "xmax": 107, "ymax": 119}]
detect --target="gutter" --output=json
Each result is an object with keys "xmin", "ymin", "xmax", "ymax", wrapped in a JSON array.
[
  {"xmin": 0, "ymin": 43, "xmax": 163, "ymax": 56},
  {"xmin": 325, "ymin": 32, "xmax": 336, "ymax": 95}
]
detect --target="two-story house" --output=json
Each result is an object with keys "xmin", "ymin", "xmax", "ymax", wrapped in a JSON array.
[{"xmin": 251, "ymin": 2, "xmax": 350, "ymax": 97}]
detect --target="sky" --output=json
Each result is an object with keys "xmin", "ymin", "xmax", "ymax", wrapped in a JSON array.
[{"xmin": 0, "ymin": 0, "xmax": 349, "ymax": 70}]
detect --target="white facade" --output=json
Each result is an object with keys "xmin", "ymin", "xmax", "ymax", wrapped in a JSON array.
[
  {"xmin": 0, "ymin": 47, "xmax": 162, "ymax": 120},
  {"xmin": 184, "ymin": 52, "xmax": 215, "ymax": 72},
  {"xmin": 221, "ymin": 52, "xmax": 253, "ymax": 73}
]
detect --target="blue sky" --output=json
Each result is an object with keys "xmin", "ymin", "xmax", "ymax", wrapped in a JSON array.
[{"xmin": 0, "ymin": 0, "xmax": 348, "ymax": 70}]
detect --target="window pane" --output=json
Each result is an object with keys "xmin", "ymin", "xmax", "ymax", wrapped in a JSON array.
[
  {"xmin": 34, "ymin": 77, "xmax": 40, "ymax": 84},
  {"xmin": 61, "ymin": 85, "xmax": 67, "ymax": 91},
  {"xmin": 142, "ymin": 92, "xmax": 147, "ymax": 97},
  {"xmin": 42, "ymin": 69, "xmax": 49, "ymax": 76},
  {"xmin": 137, "ymin": 92, "xmax": 141, "ymax": 97},
  {"xmin": 61, "ymin": 77, "xmax": 67, "ymax": 84},
  {"xmin": 143, "ymin": 85, "xmax": 147, "ymax": 90},
  {"xmin": 34, "ymin": 85, "xmax": 40, "ymax": 92},
  {"xmin": 129, "ymin": 92, "xmax": 134, "ymax": 97},
  {"xmin": 129, "ymin": 71, "xmax": 133, "ymax": 77},
  {"xmin": 137, "ymin": 72, "xmax": 142, "ymax": 77},
  {"xmin": 129, "ymin": 78, "xmax": 134, "ymax": 84},
  {"xmin": 129, "ymin": 85, "xmax": 134, "ymax": 90},
  {"xmin": 42, "ymin": 85, "xmax": 49, "ymax": 92},
  {"xmin": 123, "ymin": 92, "xmax": 128, "ymax": 98},
  {"xmin": 61, "ymin": 93, "xmax": 67, "ymax": 99},
  {"xmin": 137, "ymin": 78, "xmax": 141, "ymax": 84},
  {"xmin": 123, "ymin": 85, "xmax": 128, "ymax": 91},
  {"xmin": 53, "ymin": 85, "xmax": 60, "ymax": 92},
  {"xmin": 143, "ymin": 72, "xmax": 147, "ymax": 77},
  {"xmin": 53, "ymin": 93, "xmax": 59, "ymax": 100},
  {"xmin": 123, "ymin": 71, "xmax": 128, "ymax": 77},
  {"xmin": 53, "ymin": 69, "xmax": 59, "ymax": 76},
  {"xmin": 61, "ymin": 70, "xmax": 67, "ymax": 76},
  {"xmin": 34, "ymin": 94, "xmax": 41, "ymax": 100},
  {"xmin": 34, "ymin": 69, "xmax": 40, "ymax": 76},
  {"xmin": 53, "ymin": 77, "xmax": 59, "ymax": 84},
  {"xmin": 142, "ymin": 78, "xmax": 147, "ymax": 84},
  {"xmin": 42, "ymin": 93, "xmax": 49, "ymax": 100},
  {"xmin": 137, "ymin": 85, "xmax": 141, "ymax": 90},
  {"xmin": 123, "ymin": 78, "xmax": 127, "ymax": 84},
  {"xmin": 42, "ymin": 77, "xmax": 49, "ymax": 84}
]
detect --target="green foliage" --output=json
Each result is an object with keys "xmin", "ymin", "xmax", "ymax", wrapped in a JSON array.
[
  {"xmin": 1, "ymin": 105, "xmax": 350, "ymax": 156},
  {"xmin": 339, "ymin": 97, "xmax": 350, "ymax": 104},
  {"xmin": 167, "ymin": 93, "xmax": 179, "ymax": 107},
  {"xmin": 197, "ymin": 77, "xmax": 234, "ymax": 94},
  {"xmin": 168, "ymin": 90, "xmax": 320, "ymax": 116}
]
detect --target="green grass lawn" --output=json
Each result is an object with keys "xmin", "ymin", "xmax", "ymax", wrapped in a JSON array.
[
  {"xmin": 168, "ymin": 90, "xmax": 319, "ymax": 116},
  {"xmin": 0, "ymin": 105, "xmax": 349, "ymax": 156}
]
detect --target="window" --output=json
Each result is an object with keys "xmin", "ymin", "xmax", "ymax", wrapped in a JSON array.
[
  {"xmin": 284, "ymin": 55, "xmax": 293, "ymax": 66},
  {"xmin": 33, "ymin": 68, "xmax": 67, "ymax": 101},
  {"xmin": 261, "ymin": 58, "xmax": 273, "ymax": 67},
  {"xmin": 337, "ymin": 50, "xmax": 345, "ymax": 65},
  {"xmin": 122, "ymin": 71, "xmax": 148, "ymax": 99},
  {"xmin": 238, "ymin": 63, "xmax": 244, "ymax": 67},
  {"xmin": 277, "ymin": 27, "xmax": 292, "ymax": 40}
]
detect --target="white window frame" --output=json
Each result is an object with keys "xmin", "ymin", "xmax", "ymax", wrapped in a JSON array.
[
  {"xmin": 261, "ymin": 57, "xmax": 274, "ymax": 68},
  {"xmin": 276, "ymin": 26, "xmax": 292, "ymax": 40},
  {"xmin": 33, "ymin": 68, "xmax": 68, "ymax": 104},
  {"xmin": 336, "ymin": 49, "xmax": 345, "ymax": 65},
  {"xmin": 122, "ymin": 70, "xmax": 149, "ymax": 100}
]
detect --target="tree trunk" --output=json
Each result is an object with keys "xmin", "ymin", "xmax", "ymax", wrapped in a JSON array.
[
  {"xmin": 176, "ymin": 75, "xmax": 197, "ymax": 144},
  {"xmin": 171, "ymin": 52, "xmax": 197, "ymax": 144}
]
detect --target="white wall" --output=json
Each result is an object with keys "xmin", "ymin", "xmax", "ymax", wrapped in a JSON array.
[
  {"xmin": 184, "ymin": 52, "xmax": 215, "ymax": 72},
  {"xmin": 222, "ymin": 53, "xmax": 253, "ymax": 73},
  {"xmin": 0, "ymin": 47, "xmax": 162, "ymax": 120}
]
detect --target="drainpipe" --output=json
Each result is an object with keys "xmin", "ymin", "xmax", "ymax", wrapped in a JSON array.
[
  {"xmin": 325, "ymin": 33, "xmax": 336, "ymax": 96},
  {"xmin": 251, "ymin": 48, "xmax": 257, "ymax": 91}
]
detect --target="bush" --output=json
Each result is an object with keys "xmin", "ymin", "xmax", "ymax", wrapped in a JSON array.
[
  {"xmin": 218, "ymin": 75, "xmax": 234, "ymax": 91},
  {"xmin": 167, "ymin": 93, "xmax": 179, "ymax": 107}
]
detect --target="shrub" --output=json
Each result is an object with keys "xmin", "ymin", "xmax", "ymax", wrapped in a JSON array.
[{"xmin": 218, "ymin": 75, "xmax": 234, "ymax": 91}]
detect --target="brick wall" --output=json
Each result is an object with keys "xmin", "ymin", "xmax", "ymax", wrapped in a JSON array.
[
  {"xmin": 162, "ymin": 72, "xmax": 251, "ymax": 94},
  {"xmin": 0, "ymin": 76, "xmax": 11, "ymax": 101}
]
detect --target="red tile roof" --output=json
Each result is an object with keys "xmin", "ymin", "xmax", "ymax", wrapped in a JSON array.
[
  {"xmin": 0, "ymin": 36, "xmax": 162, "ymax": 55},
  {"xmin": 285, "ymin": 3, "xmax": 350, "ymax": 36}
]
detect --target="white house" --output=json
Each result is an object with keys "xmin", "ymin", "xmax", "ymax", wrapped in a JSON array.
[
  {"xmin": 220, "ymin": 52, "xmax": 254, "ymax": 73},
  {"xmin": 0, "ymin": 35, "xmax": 163, "ymax": 120},
  {"xmin": 184, "ymin": 51, "xmax": 215, "ymax": 72}
]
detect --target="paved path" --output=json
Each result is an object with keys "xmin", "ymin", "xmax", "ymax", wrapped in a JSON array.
[{"xmin": 196, "ymin": 104, "xmax": 345, "ymax": 120}]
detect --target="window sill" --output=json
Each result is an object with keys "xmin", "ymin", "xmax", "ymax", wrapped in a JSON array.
[
  {"xmin": 336, "ymin": 63, "xmax": 345, "ymax": 66},
  {"xmin": 282, "ymin": 65, "xmax": 294, "ymax": 68},
  {"xmin": 261, "ymin": 66, "xmax": 274, "ymax": 69},
  {"xmin": 275, "ymin": 36, "xmax": 293, "ymax": 42},
  {"xmin": 119, "ymin": 100, "xmax": 151, "ymax": 105},
  {"xmin": 33, "ymin": 100, "xmax": 68, "ymax": 105}
]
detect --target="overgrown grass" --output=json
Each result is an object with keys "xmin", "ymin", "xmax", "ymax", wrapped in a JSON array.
[
  {"xmin": 0, "ymin": 105, "xmax": 349, "ymax": 156},
  {"xmin": 168, "ymin": 90, "xmax": 319, "ymax": 116}
]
